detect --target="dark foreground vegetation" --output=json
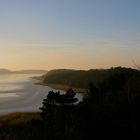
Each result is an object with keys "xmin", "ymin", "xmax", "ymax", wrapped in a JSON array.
[
  {"xmin": 0, "ymin": 67, "xmax": 140, "ymax": 140},
  {"xmin": 43, "ymin": 67, "xmax": 139, "ymax": 89}
]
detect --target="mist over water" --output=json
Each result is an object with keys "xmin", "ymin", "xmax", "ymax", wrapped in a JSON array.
[
  {"xmin": 0, "ymin": 74, "xmax": 82, "ymax": 115},
  {"xmin": 0, "ymin": 74, "xmax": 61, "ymax": 114}
]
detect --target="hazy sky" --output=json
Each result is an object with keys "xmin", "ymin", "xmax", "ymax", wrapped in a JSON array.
[{"xmin": 0, "ymin": 0, "xmax": 140, "ymax": 70}]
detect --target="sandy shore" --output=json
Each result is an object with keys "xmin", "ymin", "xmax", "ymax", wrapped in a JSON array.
[{"xmin": 36, "ymin": 82, "xmax": 88, "ymax": 96}]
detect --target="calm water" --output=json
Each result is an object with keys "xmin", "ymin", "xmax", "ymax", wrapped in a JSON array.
[{"xmin": 0, "ymin": 74, "xmax": 82, "ymax": 115}]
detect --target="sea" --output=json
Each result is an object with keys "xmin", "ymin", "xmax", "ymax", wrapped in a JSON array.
[{"xmin": 0, "ymin": 74, "xmax": 82, "ymax": 115}]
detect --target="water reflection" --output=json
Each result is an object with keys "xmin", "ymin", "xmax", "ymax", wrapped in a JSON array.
[
  {"xmin": 0, "ymin": 84, "xmax": 24, "ymax": 92},
  {"xmin": 0, "ymin": 74, "xmax": 83, "ymax": 115},
  {"xmin": 0, "ymin": 93, "xmax": 19, "ymax": 98},
  {"xmin": 0, "ymin": 74, "xmax": 39, "ymax": 95},
  {"xmin": 0, "ymin": 74, "xmax": 32, "ymax": 83}
]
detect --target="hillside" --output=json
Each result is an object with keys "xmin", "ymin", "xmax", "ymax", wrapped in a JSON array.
[
  {"xmin": 0, "ymin": 67, "xmax": 140, "ymax": 140},
  {"xmin": 43, "ymin": 67, "xmax": 139, "ymax": 89},
  {"xmin": 13, "ymin": 70, "xmax": 47, "ymax": 74},
  {"xmin": 0, "ymin": 69, "xmax": 12, "ymax": 74}
]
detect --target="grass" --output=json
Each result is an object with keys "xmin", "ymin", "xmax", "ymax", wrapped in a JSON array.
[
  {"xmin": 0, "ymin": 112, "xmax": 40, "ymax": 126},
  {"xmin": 0, "ymin": 112, "xmax": 43, "ymax": 140}
]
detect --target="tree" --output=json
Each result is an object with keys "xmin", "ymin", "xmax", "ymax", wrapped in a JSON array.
[
  {"xmin": 57, "ymin": 88, "xmax": 78, "ymax": 106},
  {"xmin": 40, "ymin": 89, "xmax": 78, "ymax": 120},
  {"xmin": 39, "ymin": 91, "xmax": 59, "ymax": 120}
]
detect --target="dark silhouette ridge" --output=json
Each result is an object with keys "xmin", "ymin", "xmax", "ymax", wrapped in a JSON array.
[
  {"xmin": 0, "ymin": 67, "xmax": 140, "ymax": 140},
  {"xmin": 43, "ymin": 67, "xmax": 138, "ymax": 89}
]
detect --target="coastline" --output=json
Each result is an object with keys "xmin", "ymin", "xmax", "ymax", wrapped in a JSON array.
[
  {"xmin": 35, "ymin": 82, "xmax": 88, "ymax": 96},
  {"xmin": 0, "ymin": 74, "xmax": 58, "ymax": 115}
]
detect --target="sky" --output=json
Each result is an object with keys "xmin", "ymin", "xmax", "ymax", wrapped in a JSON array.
[{"xmin": 0, "ymin": 0, "xmax": 140, "ymax": 70}]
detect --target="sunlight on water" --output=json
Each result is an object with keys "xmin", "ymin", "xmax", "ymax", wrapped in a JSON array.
[
  {"xmin": 0, "ymin": 74, "xmax": 41, "ymax": 94},
  {"xmin": 0, "ymin": 74, "xmax": 82, "ymax": 114},
  {"xmin": 0, "ymin": 93, "xmax": 19, "ymax": 98},
  {"xmin": 0, "ymin": 74, "xmax": 35, "ymax": 83},
  {"xmin": 0, "ymin": 84, "xmax": 24, "ymax": 91},
  {"xmin": 0, "ymin": 74, "xmax": 38, "ymax": 98}
]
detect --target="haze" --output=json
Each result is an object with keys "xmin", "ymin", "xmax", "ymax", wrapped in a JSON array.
[{"xmin": 0, "ymin": 0, "xmax": 140, "ymax": 70}]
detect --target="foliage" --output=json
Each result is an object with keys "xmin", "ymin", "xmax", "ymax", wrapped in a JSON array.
[
  {"xmin": 43, "ymin": 67, "xmax": 139, "ymax": 89},
  {"xmin": 1, "ymin": 67, "xmax": 140, "ymax": 140},
  {"xmin": 40, "ymin": 88, "xmax": 78, "ymax": 120},
  {"xmin": 79, "ymin": 69, "xmax": 140, "ymax": 139}
]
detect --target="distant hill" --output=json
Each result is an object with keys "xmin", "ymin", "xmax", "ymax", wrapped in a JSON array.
[
  {"xmin": 0, "ymin": 69, "xmax": 47, "ymax": 74},
  {"xmin": 13, "ymin": 70, "xmax": 47, "ymax": 74},
  {"xmin": 0, "ymin": 69, "xmax": 12, "ymax": 74},
  {"xmin": 43, "ymin": 67, "xmax": 140, "ymax": 89}
]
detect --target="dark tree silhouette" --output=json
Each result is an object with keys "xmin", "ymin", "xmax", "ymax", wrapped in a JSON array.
[
  {"xmin": 39, "ymin": 91, "xmax": 59, "ymax": 120},
  {"xmin": 40, "ymin": 89, "xmax": 78, "ymax": 120},
  {"xmin": 57, "ymin": 88, "xmax": 78, "ymax": 106}
]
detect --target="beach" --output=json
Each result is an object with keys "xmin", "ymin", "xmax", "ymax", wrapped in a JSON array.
[
  {"xmin": 0, "ymin": 74, "xmax": 61, "ymax": 115},
  {"xmin": 0, "ymin": 74, "xmax": 82, "ymax": 115}
]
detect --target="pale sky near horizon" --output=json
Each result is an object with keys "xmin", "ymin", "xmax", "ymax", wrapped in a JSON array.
[{"xmin": 0, "ymin": 0, "xmax": 140, "ymax": 70}]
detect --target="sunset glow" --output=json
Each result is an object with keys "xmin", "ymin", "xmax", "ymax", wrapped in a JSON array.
[{"xmin": 0, "ymin": 0, "xmax": 139, "ymax": 70}]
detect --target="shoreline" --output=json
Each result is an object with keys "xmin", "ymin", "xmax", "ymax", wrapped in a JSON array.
[
  {"xmin": 0, "ymin": 75, "xmax": 85, "ymax": 116},
  {"xmin": 35, "ymin": 82, "xmax": 88, "ymax": 96}
]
